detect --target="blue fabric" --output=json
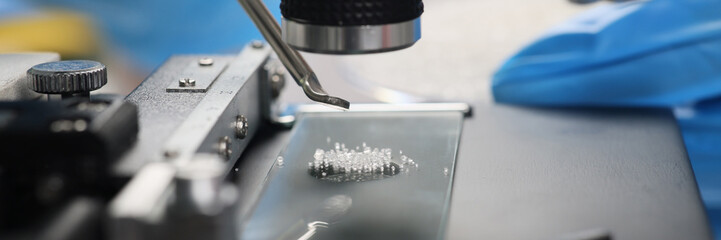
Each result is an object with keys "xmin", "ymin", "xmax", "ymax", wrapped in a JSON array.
[
  {"xmin": 492, "ymin": 0, "xmax": 721, "ymax": 238},
  {"xmin": 679, "ymin": 97, "xmax": 721, "ymax": 239},
  {"xmin": 25, "ymin": 0, "xmax": 282, "ymax": 71}
]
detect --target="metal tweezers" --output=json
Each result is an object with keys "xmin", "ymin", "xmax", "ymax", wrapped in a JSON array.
[{"xmin": 238, "ymin": 0, "xmax": 351, "ymax": 110}]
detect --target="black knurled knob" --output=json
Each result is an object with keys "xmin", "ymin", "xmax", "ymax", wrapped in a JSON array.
[
  {"xmin": 280, "ymin": 0, "xmax": 424, "ymax": 26},
  {"xmin": 27, "ymin": 60, "xmax": 107, "ymax": 95}
]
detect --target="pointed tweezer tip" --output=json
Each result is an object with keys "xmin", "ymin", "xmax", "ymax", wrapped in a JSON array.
[{"xmin": 322, "ymin": 97, "xmax": 350, "ymax": 111}]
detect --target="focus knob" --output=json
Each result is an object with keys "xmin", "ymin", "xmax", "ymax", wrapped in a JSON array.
[{"xmin": 27, "ymin": 60, "xmax": 107, "ymax": 97}]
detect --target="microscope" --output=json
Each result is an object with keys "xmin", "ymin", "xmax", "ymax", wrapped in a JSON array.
[
  {"xmin": 0, "ymin": 0, "xmax": 712, "ymax": 239},
  {"xmin": 238, "ymin": 0, "xmax": 423, "ymax": 109},
  {"xmin": 0, "ymin": 1, "xmax": 445, "ymax": 239}
]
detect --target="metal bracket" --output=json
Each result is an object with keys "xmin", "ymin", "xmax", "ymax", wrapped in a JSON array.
[
  {"xmin": 162, "ymin": 47, "xmax": 269, "ymax": 169},
  {"xmin": 165, "ymin": 58, "xmax": 230, "ymax": 93},
  {"xmin": 111, "ymin": 45, "xmax": 271, "ymax": 240}
]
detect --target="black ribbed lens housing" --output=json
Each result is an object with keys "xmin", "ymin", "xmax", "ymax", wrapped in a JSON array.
[{"xmin": 280, "ymin": 0, "xmax": 424, "ymax": 26}]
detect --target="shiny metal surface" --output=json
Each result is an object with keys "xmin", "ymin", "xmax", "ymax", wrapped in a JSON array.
[
  {"xmin": 237, "ymin": 0, "xmax": 350, "ymax": 109},
  {"xmin": 241, "ymin": 111, "xmax": 464, "ymax": 240},
  {"xmin": 282, "ymin": 18, "xmax": 422, "ymax": 54}
]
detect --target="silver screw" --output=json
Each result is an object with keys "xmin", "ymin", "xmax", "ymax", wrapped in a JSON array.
[
  {"xmin": 73, "ymin": 119, "xmax": 88, "ymax": 132},
  {"xmin": 198, "ymin": 57, "xmax": 214, "ymax": 66},
  {"xmin": 269, "ymin": 67, "xmax": 286, "ymax": 98},
  {"xmin": 218, "ymin": 136, "xmax": 232, "ymax": 160},
  {"xmin": 251, "ymin": 40, "xmax": 264, "ymax": 49},
  {"xmin": 179, "ymin": 78, "xmax": 196, "ymax": 87},
  {"xmin": 235, "ymin": 115, "xmax": 248, "ymax": 139},
  {"xmin": 164, "ymin": 150, "xmax": 179, "ymax": 159}
]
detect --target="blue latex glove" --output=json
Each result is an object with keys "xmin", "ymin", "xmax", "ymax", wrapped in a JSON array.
[
  {"xmin": 679, "ymin": 97, "xmax": 721, "ymax": 239},
  {"xmin": 492, "ymin": 0, "xmax": 721, "ymax": 238},
  {"xmin": 26, "ymin": 0, "xmax": 281, "ymax": 71}
]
